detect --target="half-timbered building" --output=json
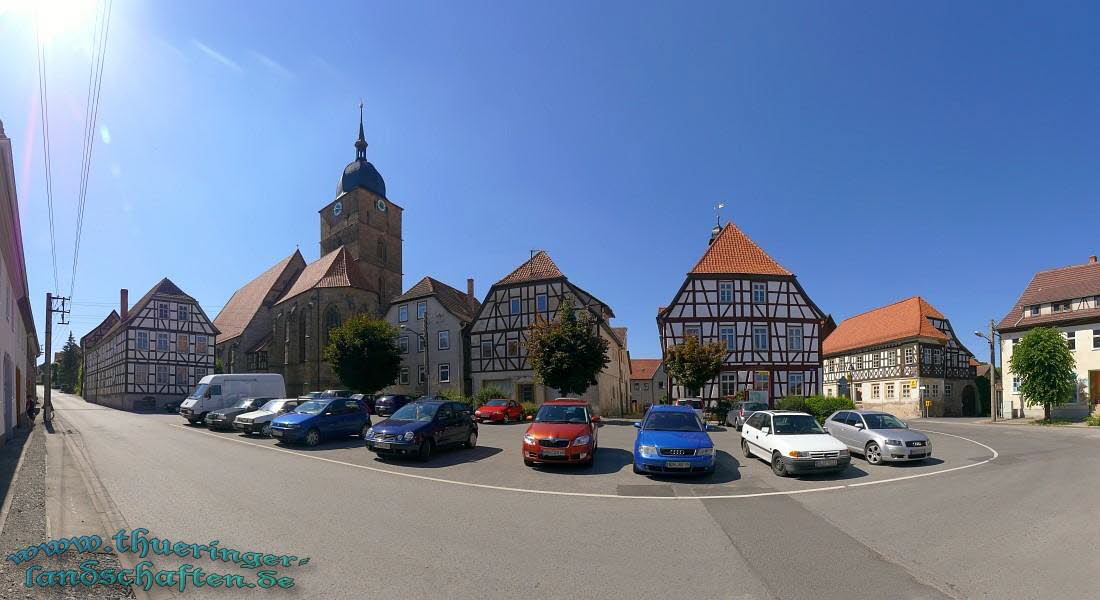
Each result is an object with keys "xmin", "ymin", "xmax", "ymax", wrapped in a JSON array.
[
  {"xmin": 468, "ymin": 252, "xmax": 630, "ymax": 415},
  {"xmin": 81, "ymin": 280, "xmax": 218, "ymax": 410},
  {"xmin": 822, "ymin": 296, "xmax": 977, "ymax": 417},
  {"xmin": 658, "ymin": 222, "xmax": 829, "ymax": 406}
]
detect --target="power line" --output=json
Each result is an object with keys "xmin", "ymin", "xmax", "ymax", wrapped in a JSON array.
[
  {"xmin": 35, "ymin": 10, "xmax": 59, "ymax": 292},
  {"xmin": 69, "ymin": 0, "xmax": 114, "ymax": 301}
]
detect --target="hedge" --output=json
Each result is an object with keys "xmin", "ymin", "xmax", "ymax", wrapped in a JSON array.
[{"xmin": 776, "ymin": 395, "xmax": 855, "ymax": 423}]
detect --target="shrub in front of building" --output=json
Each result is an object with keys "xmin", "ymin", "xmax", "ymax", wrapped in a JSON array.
[{"xmin": 778, "ymin": 395, "xmax": 856, "ymax": 423}]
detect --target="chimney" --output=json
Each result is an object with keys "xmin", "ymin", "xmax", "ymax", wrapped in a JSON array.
[
  {"xmin": 1090, "ymin": 255, "xmax": 1098, "ymax": 264},
  {"xmin": 120, "ymin": 288, "xmax": 128, "ymax": 320},
  {"xmin": 467, "ymin": 278, "xmax": 476, "ymax": 312}
]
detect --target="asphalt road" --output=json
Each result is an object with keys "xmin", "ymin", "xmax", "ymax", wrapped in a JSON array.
[{"xmin": 47, "ymin": 391, "xmax": 1100, "ymax": 599}]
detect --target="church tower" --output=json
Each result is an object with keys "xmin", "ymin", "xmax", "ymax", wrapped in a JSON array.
[{"xmin": 319, "ymin": 106, "xmax": 403, "ymax": 311}]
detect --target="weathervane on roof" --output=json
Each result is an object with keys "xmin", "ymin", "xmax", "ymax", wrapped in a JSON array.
[{"xmin": 715, "ymin": 202, "xmax": 725, "ymax": 227}]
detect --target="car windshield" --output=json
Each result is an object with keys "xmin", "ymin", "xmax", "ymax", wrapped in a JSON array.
[
  {"xmin": 230, "ymin": 398, "xmax": 255, "ymax": 409},
  {"xmin": 534, "ymin": 405, "xmax": 588, "ymax": 424},
  {"xmin": 188, "ymin": 383, "xmax": 209, "ymax": 399},
  {"xmin": 864, "ymin": 414, "xmax": 907, "ymax": 429},
  {"xmin": 390, "ymin": 403, "xmax": 439, "ymax": 422},
  {"xmin": 259, "ymin": 400, "xmax": 286, "ymax": 412},
  {"xmin": 773, "ymin": 414, "xmax": 824, "ymax": 434},
  {"xmin": 485, "ymin": 400, "xmax": 507, "ymax": 407},
  {"xmin": 293, "ymin": 401, "xmax": 327, "ymax": 415},
  {"xmin": 644, "ymin": 411, "xmax": 702, "ymax": 431},
  {"xmin": 744, "ymin": 402, "xmax": 768, "ymax": 411}
]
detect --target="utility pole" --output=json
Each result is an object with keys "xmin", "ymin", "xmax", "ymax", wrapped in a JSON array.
[
  {"xmin": 42, "ymin": 292, "xmax": 70, "ymax": 417},
  {"xmin": 424, "ymin": 311, "xmax": 431, "ymax": 397},
  {"xmin": 989, "ymin": 319, "xmax": 998, "ymax": 422}
]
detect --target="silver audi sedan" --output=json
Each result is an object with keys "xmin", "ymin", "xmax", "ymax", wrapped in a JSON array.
[{"xmin": 824, "ymin": 410, "xmax": 931, "ymax": 465}]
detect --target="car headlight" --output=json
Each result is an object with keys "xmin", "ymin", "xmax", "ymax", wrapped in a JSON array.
[
  {"xmin": 474, "ymin": 411, "xmax": 482, "ymax": 416},
  {"xmin": 403, "ymin": 431, "xmax": 415, "ymax": 441},
  {"xmin": 697, "ymin": 447, "xmax": 715, "ymax": 456},
  {"xmin": 282, "ymin": 423, "xmax": 298, "ymax": 429},
  {"xmin": 885, "ymin": 439, "xmax": 903, "ymax": 446},
  {"xmin": 639, "ymin": 445, "xmax": 659, "ymax": 458},
  {"xmin": 523, "ymin": 434, "xmax": 536, "ymax": 445},
  {"xmin": 787, "ymin": 450, "xmax": 809, "ymax": 457},
  {"xmin": 572, "ymin": 435, "xmax": 591, "ymax": 446},
  {"xmin": 839, "ymin": 449, "xmax": 850, "ymax": 457},
  {"xmin": 366, "ymin": 428, "xmax": 374, "ymax": 437}
]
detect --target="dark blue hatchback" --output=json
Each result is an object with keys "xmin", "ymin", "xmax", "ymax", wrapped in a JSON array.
[
  {"xmin": 365, "ymin": 401, "xmax": 478, "ymax": 461},
  {"xmin": 270, "ymin": 397, "xmax": 371, "ymax": 447}
]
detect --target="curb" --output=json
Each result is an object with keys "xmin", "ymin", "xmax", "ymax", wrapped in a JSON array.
[{"xmin": 0, "ymin": 426, "xmax": 36, "ymax": 541}]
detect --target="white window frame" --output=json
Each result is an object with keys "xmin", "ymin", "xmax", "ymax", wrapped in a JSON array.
[
  {"xmin": 399, "ymin": 336, "xmax": 409, "ymax": 354},
  {"xmin": 904, "ymin": 347, "xmax": 915, "ymax": 364},
  {"xmin": 156, "ymin": 332, "xmax": 169, "ymax": 352},
  {"xmin": 480, "ymin": 340, "xmax": 493, "ymax": 358},
  {"xmin": 718, "ymin": 281, "xmax": 734, "ymax": 304},
  {"xmin": 158, "ymin": 303, "xmax": 169, "ymax": 319},
  {"xmin": 719, "ymin": 373, "xmax": 737, "ymax": 397},
  {"xmin": 787, "ymin": 327, "xmax": 804, "ymax": 351},
  {"xmin": 719, "ymin": 326, "xmax": 735, "ymax": 351},
  {"xmin": 136, "ymin": 330, "xmax": 148, "ymax": 351},
  {"xmin": 788, "ymin": 373, "xmax": 805, "ymax": 396},
  {"xmin": 871, "ymin": 383, "xmax": 880, "ymax": 399},
  {"xmin": 438, "ymin": 363, "xmax": 450, "ymax": 383},
  {"xmin": 418, "ymin": 365, "xmax": 426, "ymax": 384},
  {"xmin": 752, "ymin": 326, "xmax": 768, "ymax": 351},
  {"xmin": 1066, "ymin": 330, "xmax": 1076, "ymax": 351},
  {"xmin": 416, "ymin": 301, "xmax": 427, "ymax": 320},
  {"xmin": 399, "ymin": 368, "xmax": 410, "ymax": 385},
  {"xmin": 155, "ymin": 365, "xmax": 169, "ymax": 385},
  {"xmin": 177, "ymin": 304, "xmax": 189, "ymax": 322},
  {"xmin": 510, "ymin": 297, "xmax": 522, "ymax": 315},
  {"xmin": 752, "ymin": 282, "xmax": 767, "ymax": 304},
  {"xmin": 684, "ymin": 325, "xmax": 701, "ymax": 341},
  {"xmin": 536, "ymin": 293, "xmax": 548, "ymax": 313},
  {"xmin": 438, "ymin": 330, "xmax": 450, "ymax": 351},
  {"xmin": 398, "ymin": 305, "xmax": 409, "ymax": 323},
  {"xmin": 885, "ymin": 383, "xmax": 895, "ymax": 398}
]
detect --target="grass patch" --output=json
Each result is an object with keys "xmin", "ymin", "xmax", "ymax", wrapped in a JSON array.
[
  {"xmin": 1030, "ymin": 418, "xmax": 1074, "ymax": 426},
  {"xmin": 1084, "ymin": 414, "xmax": 1100, "ymax": 427}
]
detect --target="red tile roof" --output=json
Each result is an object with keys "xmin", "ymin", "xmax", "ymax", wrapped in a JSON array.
[
  {"xmin": 391, "ymin": 276, "xmax": 481, "ymax": 322},
  {"xmin": 495, "ymin": 251, "xmax": 564, "ymax": 285},
  {"xmin": 276, "ymin": 246, "xmax": 371, "ymax": 305},
  {"xmin": 690, "ymin": 223, "xmax": 792, "ymax": 276},
  {"xmin": 630, "ymin": 359, "xmax": 662, "ymax": 380},
  {"xmin": 997, "ymin": 259, "xmax": 1100, "ymax": 331},
  {"xmin": 823, "ymin": 296, "xmax": 948, "ymax": 356},
  {"xmin": 213, "ymin": 251, "xmax": 304, "ymax": 343}
]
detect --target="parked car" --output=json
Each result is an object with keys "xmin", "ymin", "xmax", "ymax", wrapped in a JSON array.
[
  {"xmin": 321, "ymin": 389, "xmax": 353, "ymax": 398},
  {"xmin": 269, "ymin": 397, "xmax": 371, "ymax": 447},
  {"xmin": 365, "ymin": 401, "xmax": 478, "ymax": 461},
  {"xmin": 740, "ymin": 410, "xmax": 850, "ymax": 476},
  {"xmin": 374, "ymin": 394, "xmax": 415, "ymax": 417},
  {"xmin": 234, "ymin": 398, "xmax": 302, "ymax": 436},
  {"xmin": 673, "ymin": 397, "xmax": 706, "ymax": 423},
  {"xmin": 351, "ymin": 393, "xmax": 374, "ymax": 414},
  {"xmin": 632, "ymin": 405, "xmax": 715, "ymax": 476},
  {"xmin": 824, "ymin": 410, "xmax": 931, "ymax": 465},
  {"xmin": 474, "ymin": 399, "xmax": 524, "ymax": 423},
  {"xmin": 205, "ymin": 397, "xmax": 274, "ymax": 430},
  {"xmin": 725, "ymin": 400, "xmax": 769, "ymax": 431},
  {"xmin": 179, "ymin": 374, "xmax": 286, "ymax": 425},
  {"xmin": 522, "ymin": 399, "xmax": 600, "ymax": 467}
]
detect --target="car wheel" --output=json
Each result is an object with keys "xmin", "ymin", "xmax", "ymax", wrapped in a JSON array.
[
  {"xmin": 771, "ymin": 452, "xmax": 789, "ymax": 477},
  {"xmin": 197, "ymin": 413, "xmax": 209, "ymax": 425},
  {"xmin": 465, "ymin": 430, "xmax": 477, "ymax": 449},
  {"xmin": 524, "ymin": 459, "xmax": 535, "ymax": 467},
  {"xmin": 261, "ymin": 423, "xmax": 271, "ymax": 437},
  {"xmin": 417, "ymin": 440, "xmax": 434, "ymax": 462},
  {"xmin": 304, "ymin": 428, "xmax": 321, "ymax": 447},
  {"xmin": 632, "ymin": 462, "xmax": 644, "ymax": 475},
  {"xmin": 741, "ymin": 439, "xmax": 752, "ymax": 458},
  {"xmin": 359, "ymin": 424, "xmax": 371, "ymax": 439},
  {"xmin": 865, "ymin": 442, "xmax": 882, "ymax": 465}
]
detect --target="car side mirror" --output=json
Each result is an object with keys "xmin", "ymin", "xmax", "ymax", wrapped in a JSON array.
[
  {"xmin": 323, "ymin": 411, "xmax": 334, "ymax": 416},
  {"xmin": 633, "ymin": 422, "xmax": 641, "ymax": 428},
  {"xmin": 591, "ymin": 415, "xmax": 601, "ymax": 423},
  {"xmin": 854, "ymin": 423, "xmax": 865, "ymax": 430},
  {"xmin": 761, "ymin": 426, "xmax": 770, "ymax": 435}
]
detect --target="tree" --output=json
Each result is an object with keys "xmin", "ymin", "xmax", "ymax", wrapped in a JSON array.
[
  {"xmin": 1009, "ymin": 327, "xmax": 1077, "ymax": 421},
  {"xmin": 664, "ymin": 336, "xmax": 725, "ymax": 399},
  {"xmin": 525, "ymin": 296, "xmax": 610, "ymax": 396},
  {"xmin": 322, "ymin": 314, "xmax": 402, "ymax": 395},
  {"xmin": 56, "ymin": 333, "xmax": 82, "ymax": 393}
]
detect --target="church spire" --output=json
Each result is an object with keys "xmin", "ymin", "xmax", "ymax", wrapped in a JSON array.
[{"xmin": 354, "ymin": 100, "xmax": 367, "ymax": 161}]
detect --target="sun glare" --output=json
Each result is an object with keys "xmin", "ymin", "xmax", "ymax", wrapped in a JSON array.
[{"xmin": 1, "ymin": 0, "xmax": 98, "ymax": 42}]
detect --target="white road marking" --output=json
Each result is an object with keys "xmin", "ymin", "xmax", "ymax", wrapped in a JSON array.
[{"xmin": 171, "ymin": 424, "xmax": 996, "ymax": 500}]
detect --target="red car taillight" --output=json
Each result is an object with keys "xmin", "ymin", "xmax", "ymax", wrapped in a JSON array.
[{"xmin": 739, "ymin": 408, "xmax": 745, "ymax": 417}]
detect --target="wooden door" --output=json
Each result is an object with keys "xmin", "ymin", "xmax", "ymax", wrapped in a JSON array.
[{"xmin": 1090, "ymin": 371, "xmax": 1100, "ymax": 406}]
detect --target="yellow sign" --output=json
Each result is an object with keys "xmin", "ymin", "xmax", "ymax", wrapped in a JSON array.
[{"xmin": 909, "ymin": 379, "xmax": 918, "ymax": 387}]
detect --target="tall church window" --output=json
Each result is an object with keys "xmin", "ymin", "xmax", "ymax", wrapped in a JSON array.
[
  {"xmin": 298, "ymin": 308, "xmax": 308, "ymax": 363},
  {"xmin": 324, "ymin": 307, "xmax": 342, "ymax": 346},
  {"xmin": 378, "ymin": 240, "xmax": 387, "ymax": 265}
]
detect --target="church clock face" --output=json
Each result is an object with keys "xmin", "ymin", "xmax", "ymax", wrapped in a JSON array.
[
  {"xmin": 376, "ymin": 198, "xmax": 387, "ymax": 212},
  {"xmin": 332, "ymin": 201, "xmax": 343, "ymax": 216}
]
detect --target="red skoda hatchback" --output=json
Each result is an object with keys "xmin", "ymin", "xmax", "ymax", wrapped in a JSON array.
[{"xmin": 522, "ymin": 399, "xmax": 600, "ymax": 467}]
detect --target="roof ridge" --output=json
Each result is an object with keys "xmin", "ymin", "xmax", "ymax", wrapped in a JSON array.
[
  {"xmin": 1032, "ymin": 260, "xmax": 1100, "ymax": 275},
  {"xmin": 688, "ymin": 222, "xmax": 792, "ymax": 276},
  {"xmin": 841, "ymin": 296, "xmax": 919, "ymax": 321}
]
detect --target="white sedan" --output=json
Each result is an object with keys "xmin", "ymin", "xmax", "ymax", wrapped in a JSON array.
[{"xmin": 740, "ymin": 410, "xmax": 851, "ymax": 476}]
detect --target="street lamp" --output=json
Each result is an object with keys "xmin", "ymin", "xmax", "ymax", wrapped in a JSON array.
[{"xmin": 974, "ymin": 320, "xmax": 1000, "ymax": 422}]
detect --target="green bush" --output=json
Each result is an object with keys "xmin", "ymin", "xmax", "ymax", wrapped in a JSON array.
[
  {"xmin": 778, "ymin": 395, "xmax": 854, "ymax": 423},
  {"xmin": 520, "ymin": 402, "xmax": 539, "ymax": 420},
  {"xmin": 1085, "ymin": 414, "xmax": 1100, "ymax": 427},
  {"xmin": 475, "ymin": 386, "xmax": 508, "ymax": 405},
  {"xmin": 436, "ymin": 388, "xmax": 470, "ymax": 405}
]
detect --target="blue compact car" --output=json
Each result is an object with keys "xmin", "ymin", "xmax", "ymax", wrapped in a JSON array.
[
  {"xmin": 270, "ymin": 397, "xmax": 371, "ymax": 447},
  {"xmin": 632, "ymin": 405, "xmax": 716, "ymax": 476},
  {"xmin": 365, "ymin": 401, "xmax": 478, "ymax": 461}
]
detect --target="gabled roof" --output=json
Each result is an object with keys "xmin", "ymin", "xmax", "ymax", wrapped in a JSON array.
[
  {"xmin": 690, "ymin": 222, "xmax": 792, "ymax": 276},
  {"xmin": 997, "ymin": 259, "xmax": 1100, "ymax": 331},
  {"xmin": 495, "ymin": 251, "xmax": 564, "ymax": 285},
  {"xmin": 80, "ymin": 310, "xmax": 119, "ymax": 346},
  {"xmin": 214, "ymin": 251, "xmax": 305, "ymax": 344},
  {"xmin": 275, "ymin": 246, "xmax": 371, "ymax": 305},
  {"xmin": 823, "ymin": 296, "xmax": 948, "ymax": 356},
  {"xmin": 630, "ymin": 359, "xmax": 662, "ymax": 380},
  {"xmin": 101, "ymin": 278, "xmax": 218, "ymax": 341},
  {"xmin": 391, "ymin": 276, "xmax": 480, "ymax": 322}
]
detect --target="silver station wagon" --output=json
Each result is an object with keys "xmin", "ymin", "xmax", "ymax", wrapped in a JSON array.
[{"xmin": 824, "ymin": 410, "xmax": 931, "ymax": 465}]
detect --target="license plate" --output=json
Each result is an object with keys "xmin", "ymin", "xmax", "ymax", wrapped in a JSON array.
[
  {"xmin": 375, "ymin": 442, "xmax": 391, "ymax": 449},
  {"xmin": 666, "ymin": 461, "xmax": 691, "ymax": 469},
  {"xmin": 272, "ymin": 429, "xmax": 283, "ymax": 437},
  {"xmin": 542, "ymin": 448, "xmax": 565, "ymax": 456},
  {"xmin": 815, "ymin": 459, "xmax": 838, "ymax": 467}
]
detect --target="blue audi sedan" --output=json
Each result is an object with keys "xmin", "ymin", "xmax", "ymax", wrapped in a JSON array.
[{"xmin": 632, "ymin": 405, "xmax": 716, "ymax": 476}]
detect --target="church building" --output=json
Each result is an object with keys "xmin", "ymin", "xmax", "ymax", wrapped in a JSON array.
[{"xmin": 214, "ymin": 111, "xmax": 403, "ymax": 395}]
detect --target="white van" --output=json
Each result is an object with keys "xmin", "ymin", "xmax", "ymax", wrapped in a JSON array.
[{"xmin": 179, "ymin": 374, "xmax": 286, "ymax": 424}]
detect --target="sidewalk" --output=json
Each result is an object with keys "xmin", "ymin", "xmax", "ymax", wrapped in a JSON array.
[
  {"xmin": 918, "ymin": 416, "xmax": 1098, "ymax": 429},
  {"xmin": 0, "ymin": 417, "xmax": 134, "ymax": 599}
]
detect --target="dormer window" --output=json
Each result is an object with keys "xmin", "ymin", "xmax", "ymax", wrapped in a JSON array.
[
  {"xmin": 1029, "ymin": 305, "xmax": 1040, "ymax": 316},
  {"xmin": 1053, "ymin": 301, "xmax": 1072, "ymax": 313}
]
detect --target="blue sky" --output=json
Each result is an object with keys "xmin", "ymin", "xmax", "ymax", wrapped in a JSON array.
[{"xmin": 2, "ymin": 0, "xmax": 1098, "ymax": 361}]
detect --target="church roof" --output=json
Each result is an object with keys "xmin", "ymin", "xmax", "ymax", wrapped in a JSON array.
[
  {"xmin": 822, "ymin": 296, "xmax": 948, "ymax": 356},
  {"xmin": 213, "ymin": 250, "xmax": 305, "ymax": 344},
  {"xmin": 337, "ymin": 106, "xmax": 386, "ymax": 199},
  {"xmin": 275, "ymin": 246, "xmax": 371, "ymax": 305},
  {"xmin": 689, "ymin": 222, "xmax": 792, "ymax": 276},
  {"xmin": 495, "ymin": 251, "xmax": 564, "ymax": 285},
  {"xmin": 391, "ymin": 276, "xmax": 480, "ymax": 322}
]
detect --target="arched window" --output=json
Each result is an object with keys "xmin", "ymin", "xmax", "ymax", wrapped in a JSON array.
[
  {"xmin": 378, "ymin": 240, "xmax": 386, "ymax": 265},
  {"xmin": 298, "ymin": 307, "xmax": 308, "ymax": 363},
  {"xmin": 324, "ymin": 306, "xmax": 341, "ymax": 346}
]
